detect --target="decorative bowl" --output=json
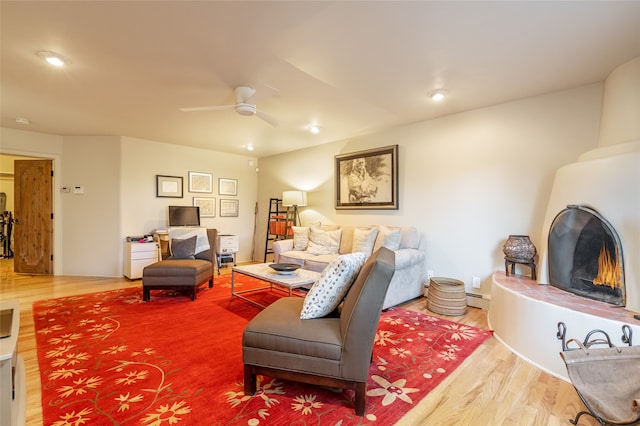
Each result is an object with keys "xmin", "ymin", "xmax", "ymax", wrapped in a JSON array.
[{"xmin": 269, "ymin": 263, "xmax": 301, "ymax": 275}]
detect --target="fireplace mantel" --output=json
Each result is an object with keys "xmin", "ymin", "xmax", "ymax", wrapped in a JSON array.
[{"xmin": 488, "ymin": 271, "xmax": 640, "ymax": 381}]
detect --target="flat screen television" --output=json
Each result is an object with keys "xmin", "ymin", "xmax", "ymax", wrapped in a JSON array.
[{"xmin": 168, "ymin": 205, "xmax": 200, "ymax": 227}]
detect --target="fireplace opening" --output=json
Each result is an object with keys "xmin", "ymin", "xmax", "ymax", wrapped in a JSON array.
[{"xmin": 547, "ymin": 205, "xmax": 625, "ymax": 306}]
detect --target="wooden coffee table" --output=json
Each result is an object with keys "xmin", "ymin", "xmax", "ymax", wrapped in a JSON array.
[{"xmin": 231, "ymin": 263, "xmax": 321, "ymax": 308}]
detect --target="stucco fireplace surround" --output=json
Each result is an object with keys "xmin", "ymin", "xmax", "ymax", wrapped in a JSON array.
[
  {"xmin": 489, "ymin": 56, "xmax": 640, "ymax": 381},
  {"xmin": 490, "ymin": 141, "xmax": 640, "ymax": 380}
]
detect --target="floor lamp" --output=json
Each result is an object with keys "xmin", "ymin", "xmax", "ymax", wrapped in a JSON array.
[{"xmin": 282, "ymin": 190, "xmax": 307, "ymax": 227}]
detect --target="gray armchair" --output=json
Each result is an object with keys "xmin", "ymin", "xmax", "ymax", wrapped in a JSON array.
[
  {"xmin": 142, "ymin": 228, "xmax": 217, "ymax": 301},
  {"xmin": 242, "ymin": 247, "xmax": 395, "ymax": 416}
]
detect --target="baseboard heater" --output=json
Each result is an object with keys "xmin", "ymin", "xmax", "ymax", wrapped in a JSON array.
[{"xmin": 466, "ymin": 292, "xmax": 491, "ymax": 310}]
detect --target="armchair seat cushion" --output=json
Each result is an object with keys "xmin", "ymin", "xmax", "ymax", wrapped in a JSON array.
[{"xmin": 243, "ymin": 298, "xmax": 342, "ymax": 360}]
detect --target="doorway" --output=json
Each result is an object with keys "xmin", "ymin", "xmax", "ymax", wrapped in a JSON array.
[{"xmin": 0, "ymin": 154, "xmax": 54, "ymax": 274}]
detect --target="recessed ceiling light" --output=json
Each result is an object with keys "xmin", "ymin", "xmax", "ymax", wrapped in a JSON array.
[
  {"xmin": 308, "ymin": 125, "xmax": 321, "ymax": 134},
  {"xmin": 15, "ymin": 117, "xmax": 30, "ymax": 124},
  {"xmin": 37, "ymin": 50, "xmax": 70, "ymax": 67},
  {"xmin": 430, "ymin": 90, "xmax": 447, "ymax": 102},
  {"xmin": 246, "ymin": 144, "xmax": 255, "ymax": 151}
]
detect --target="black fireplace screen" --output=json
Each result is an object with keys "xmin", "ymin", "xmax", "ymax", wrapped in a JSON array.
[{"xmin": 548, "ymin": 205, "xmax": 625, "ymax": 306}]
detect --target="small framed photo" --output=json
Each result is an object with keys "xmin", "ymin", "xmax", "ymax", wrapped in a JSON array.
[
  {"xmin": 193, "ymin": 197, "xmax": 216, "ymax": 217},
  {"xmin": 156, "ymin": 175, "xmax": 183, "ymax": 198},
  {"xmin": 219, "ymin": 178, "xmax": 238, "ymax": 196},
  {"xmin": 220, "ymin": 199, "xmax": 239, "ymax": 217},
  {"xmin": 188, "ymin": 171, "xmax": 213, "ymax": 193}
]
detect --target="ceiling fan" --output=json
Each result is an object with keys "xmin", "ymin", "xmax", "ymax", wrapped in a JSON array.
[{"xmin": 179, "ymin": 85, "xmax": 279, "ymax": 127}]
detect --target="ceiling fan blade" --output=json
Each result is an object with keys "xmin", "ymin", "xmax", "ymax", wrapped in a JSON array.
[
  {"xmin": 179, "ymin": 105, "xmax": 235, "ymax": 112},
  {"xmin": 256, "ymin": 110, "xmax": 279, "ymax": 127},
  {"xmin": 246, "ymin": 84, "xmax": 280, "ymax": 104}
]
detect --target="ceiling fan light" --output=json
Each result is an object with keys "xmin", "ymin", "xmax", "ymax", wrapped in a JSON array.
[{"xmin": 236, "ymin": 103, "xmax": 256, "ymax": 116}]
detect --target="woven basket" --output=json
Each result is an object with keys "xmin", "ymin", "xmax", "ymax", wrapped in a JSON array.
[{"xmin": 427, "ymin": 277, "xmax": 466, "ymax": 316}]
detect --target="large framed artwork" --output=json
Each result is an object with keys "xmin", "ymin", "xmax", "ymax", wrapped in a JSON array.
[
  {"xmin": 335, "ymin": 145, "xmax": 398, "ymax": 210},
  {"xmin": 156, "ymin": 175, "xmax": 183, "ymax": 198}
]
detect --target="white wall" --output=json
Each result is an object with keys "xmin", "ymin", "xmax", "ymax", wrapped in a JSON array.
[
  {"xmin": 61, "ymin": 136, "xmax": 122, "ymax": 276},
  {"xmin": 598, "ymin": 56, "xmax": 640, "ymax": 147},
  {"xmin": 120, "ymin": 137, "xmax": 259, "ymax": 268},
  {"xmin": 257, "ymin": 84, "xmax": 603, "ymax": 296}
]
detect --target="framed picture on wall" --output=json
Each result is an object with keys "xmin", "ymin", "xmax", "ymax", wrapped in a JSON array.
[
  {"xmin": 218, "ymin": 178, "xmax": 238, "ymax": 196},
  {"xmin": 188, "ymin": 171, "xmax": 213, "ymax": 193},
  {"xmin": 220, "ymin": 199, "xmax": 239, "ymax": 217},
  {"xmin": 335, "ymin": 145, "xmax": 398, "ymax": 210},
  {"xmin": 193, "ymin": 197, "xmax": 216, "ymax": 217},
  {"xmin": 156, "ymin": 175, "xmax": 183, "ymax": 198}
]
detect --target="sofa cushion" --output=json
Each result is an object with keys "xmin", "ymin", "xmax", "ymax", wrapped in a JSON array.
[
  {"xmin": 169, "ymin": 236, "xmax": 197, "ymax": 259},
  {"xmin": 291, "ymin": 226, "xmax": 310, "ymax": 251},
  {"xmin": 300, "ymin": 252, "xmax": 366, "ymax": 319},
  {"xmin": 306, "ymin": 227, "xmax": 342, "ymax": 255},
  {"xmin": 352, "ymin": 226, "xmax": 379, "ymax": 257},
  {"xmin": 277, "ymin": 250, "xmax": 316, "ymax": 267},
  {"xmin": 305, "ymin": 254, "xmax": 340, "ymax": 272},
  {"xmin": 373, "ymin": 225, "xmax": 402, "ymax": 252}
]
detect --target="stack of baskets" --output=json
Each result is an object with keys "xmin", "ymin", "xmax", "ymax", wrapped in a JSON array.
[{"xmin": 426, "ymin": 277, "xmax": 467, "ymax": 316}]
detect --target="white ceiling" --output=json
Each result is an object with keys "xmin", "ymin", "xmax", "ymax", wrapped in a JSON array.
[{"xmin": 2, "ymin": 1, "xmax": 640, "ymax": 158}]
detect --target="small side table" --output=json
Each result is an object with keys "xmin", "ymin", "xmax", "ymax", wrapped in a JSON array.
[{"xmin": 505, "ymin": 257, "xmax": 537, "ymax": 280}]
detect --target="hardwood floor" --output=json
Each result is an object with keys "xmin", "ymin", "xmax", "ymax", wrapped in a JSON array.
[{"xmin": 0, "ymin": 259, "xmax": 596, "ymax": 425}]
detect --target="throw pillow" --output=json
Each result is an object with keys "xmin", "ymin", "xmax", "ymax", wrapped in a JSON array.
[
  {"xmin": 168, "ymin": 235, "xmax": 197, "ymax": 259},
  {"xmin": 306, "ymin": 227, "xmax": 342, "ymax": 255},
  {"xmin": 292, "ymin": 226, "xmax": 310, "ymax": 251},
  {"xmin": 373, "ymin": 225, "xmax": 402, "ymax": 252},
  {"xmin": 351, "ymin": 226, "xmax": 379, "ymax": 257},
  {"xmin": 300, "ymin": 252, "xmax": 367, "ymax": 319}
]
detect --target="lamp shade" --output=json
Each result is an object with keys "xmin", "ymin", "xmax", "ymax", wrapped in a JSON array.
[{"xmin": 282, "ymin": 190, "xmax": 307, "ymax": 207}]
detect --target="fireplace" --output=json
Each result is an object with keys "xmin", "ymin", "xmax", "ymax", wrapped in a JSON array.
[{"xmin": 547, "ymin": 205, "xmax": 625, "ymax": 306}]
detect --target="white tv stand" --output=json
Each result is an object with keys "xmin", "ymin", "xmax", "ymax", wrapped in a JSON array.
[{"xmin": 0, "ymin": 300, "xmax": 25, "ymax": 426}]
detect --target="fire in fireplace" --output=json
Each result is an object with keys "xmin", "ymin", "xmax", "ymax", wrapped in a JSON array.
[{"xmin": 547, "ymin": 205, "xmax": 625, "ymax": 306}]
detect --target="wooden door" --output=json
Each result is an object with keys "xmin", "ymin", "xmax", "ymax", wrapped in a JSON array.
[{"xmin": 13, "ymin": 159, "xmax": 53, "ymax": 274}]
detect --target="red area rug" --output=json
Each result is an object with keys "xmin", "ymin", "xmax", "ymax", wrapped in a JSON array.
[{"xmin": 33, "ymin": 275, "xmax": 492, "ymax": 425}]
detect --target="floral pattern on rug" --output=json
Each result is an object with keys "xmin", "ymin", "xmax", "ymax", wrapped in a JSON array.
[
  {"xmin": 34, "ymin": 289, "xmax": 201, "ymax": 426},
  {"xmin": 33, "ymin": 282, "xmax": 492, "ymax": 425}
]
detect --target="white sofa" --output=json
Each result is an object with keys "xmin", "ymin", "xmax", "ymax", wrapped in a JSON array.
[{"xmin": 272, "ymin": 225, "xmax": 425, "ymax": 309}]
